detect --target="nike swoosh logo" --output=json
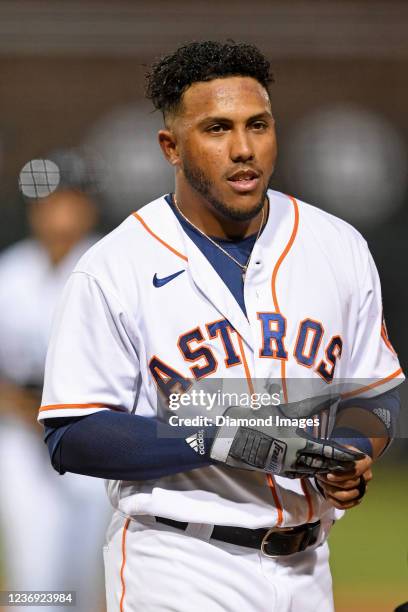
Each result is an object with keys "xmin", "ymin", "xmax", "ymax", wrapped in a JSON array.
[{"xmin": 153, "ymin": 270, "xmax": 185, "ymax": 287}]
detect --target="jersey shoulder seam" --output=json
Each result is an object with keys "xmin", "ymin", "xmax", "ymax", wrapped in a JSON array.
[{"xmin": 70, "ymin": 269, "xmax": 135, "ymax": 326}]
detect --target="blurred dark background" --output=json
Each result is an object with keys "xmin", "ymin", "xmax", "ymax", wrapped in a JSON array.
[{"xmin": 0, "ymin": 2, "xmax": 406, "ymax": 609}]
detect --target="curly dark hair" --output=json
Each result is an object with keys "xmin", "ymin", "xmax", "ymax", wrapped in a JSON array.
[{"xmin": 145, "ymin": 40, "xmax": 274, "ymax": 118}]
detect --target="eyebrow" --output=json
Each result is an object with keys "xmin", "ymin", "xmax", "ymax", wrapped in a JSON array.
[{"xmin": 197, "ymin": 111, "xmax": 273, "ymax": 127}]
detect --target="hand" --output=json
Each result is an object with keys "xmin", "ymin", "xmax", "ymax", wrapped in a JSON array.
[{"xmin": 315, "ymin": 446, "xmax": 373, "ymax": 509}]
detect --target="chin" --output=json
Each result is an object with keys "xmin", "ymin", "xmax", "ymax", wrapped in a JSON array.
[
  {"xmin": 227, "ymin": 192, "xmax": 266, "ymax": 217},
  {"xmin": 214, "ymin": 197, "xmax": 264, "ymax": 222}
]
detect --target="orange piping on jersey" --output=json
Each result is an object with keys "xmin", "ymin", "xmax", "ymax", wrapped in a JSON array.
[
  {"xmin": 381, "ymin": 323, "xmax": 397, "ymax": 356},
  {"xmin": 340, "ymin": 367, "xmax": 403, "ymax": 400},
  {"xmin": 271, "ymin": 196, "xmax": 299, "ymax": 314},
  {"xmin": 300, "ymin": 479, "xmax": 314, "ymax": 522},
  {"xmin": 266, "ymin": 474, "xmax": 284, "ymax": 526},
  {"xmin": 271, "ymin": 195, "xmax": 299, "ymax": 403},
  {"xmin": 236, "ymin": 334, "xmax": 255, "ymax": 395},
  {"xmin": 269, "ymin": 196, "xmax": 312, "ymax": 521},
  {"xmin": 280, "ymin": 361, "xmax": 288, "ymax": 404},
  {"xmin": 132, "ymin": 212, "xmax": 188, "ymax": 262},
  {"xmin": 39, "ymin": 402, "xmax": 124, "ymax": 413},
  {"xmin": 237, "ymin": 333, "xmax": 284, "ymax": 523},
  {"xmin": 120, "ymin": 518, "xmax": 130, "ymax": 612}
]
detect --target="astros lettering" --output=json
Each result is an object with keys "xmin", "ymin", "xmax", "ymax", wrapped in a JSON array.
[{"xmin": 149, "ymin": 315, "xmax": 343, "ymax": 393}]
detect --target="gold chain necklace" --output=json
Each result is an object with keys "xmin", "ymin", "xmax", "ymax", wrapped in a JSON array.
[{"xmin": 173, "ymin": 195, "xmax": 265, "ymax": 281}]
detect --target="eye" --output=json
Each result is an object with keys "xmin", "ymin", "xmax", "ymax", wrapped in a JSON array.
[
  {"xmin": 206, "ymin": 124, "xmax": 228, "ymax": 133},
  {"xmin": 251, "ymin": 121, "xmax": 268, "ymax": 131}
]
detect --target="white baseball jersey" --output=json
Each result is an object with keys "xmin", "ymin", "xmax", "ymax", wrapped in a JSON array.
[{"xmin": 39, "ymin": 189, "xmax": 404, "ymax": 530}]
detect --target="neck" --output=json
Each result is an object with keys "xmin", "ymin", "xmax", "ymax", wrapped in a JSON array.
[
  {"xmin": 41, "ymin": 239, "xmax": 78, "ymax": 266},
  {"xmin": 174, "ymin": 181, "xmax": 267, "ymax": 240}
]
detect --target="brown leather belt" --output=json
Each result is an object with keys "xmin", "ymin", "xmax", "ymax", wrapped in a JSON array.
[{"xmin": 155, "ymin": 517, "xmax": 321, "ymax": 557}]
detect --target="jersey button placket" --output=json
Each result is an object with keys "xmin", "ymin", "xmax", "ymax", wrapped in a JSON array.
[{"xmin": 245, "ymin": 257, "xmax": 266, "ymax": 379}]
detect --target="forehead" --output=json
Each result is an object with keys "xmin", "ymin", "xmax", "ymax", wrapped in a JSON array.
[{"xmin": 179, "ymin": 76, "xmax": 271, "ymax": 121}]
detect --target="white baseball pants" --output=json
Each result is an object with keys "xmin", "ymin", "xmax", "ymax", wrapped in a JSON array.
[{"xmin": 104, "ymin": 511, "xmax": 335, "ymax": 612}]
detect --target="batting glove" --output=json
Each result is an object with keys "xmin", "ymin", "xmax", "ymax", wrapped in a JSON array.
[{"xmin": 209, "ymin": 395, "xmax": 365, "ymax": 478}]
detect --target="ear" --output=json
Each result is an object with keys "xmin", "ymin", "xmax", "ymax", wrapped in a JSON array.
[{"xmin": 158, "ymin": 129, "xmax": 180, "ymax": 166}]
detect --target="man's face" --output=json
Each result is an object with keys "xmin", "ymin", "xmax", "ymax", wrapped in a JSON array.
[
  {"xmin": 169, "ymin": 76, "xmax": 277, "ymax": 222},
  {"xmin": 29, "ymin": 189, "xmax": 96, "ymax": 249}
]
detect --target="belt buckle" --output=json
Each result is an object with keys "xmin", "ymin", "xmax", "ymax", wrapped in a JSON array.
[{"xmin": 261, "ymin": 525, "xmax": 295, "ymax": 558}]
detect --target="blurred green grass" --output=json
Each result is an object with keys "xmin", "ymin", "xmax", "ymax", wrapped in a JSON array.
[{"xmin": 330, "ymin": 463, "xmax": 408, "ymax": 611}]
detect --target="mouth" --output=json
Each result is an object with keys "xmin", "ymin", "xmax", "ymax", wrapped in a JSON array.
[{"xmin": 226, "ymin": 169, "xmax": 261, "ymax": 194}]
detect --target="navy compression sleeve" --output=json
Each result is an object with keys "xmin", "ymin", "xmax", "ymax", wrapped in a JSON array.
[{"xmin": 44, "ymin": 411, "xmax": 215, "ymax": 480}]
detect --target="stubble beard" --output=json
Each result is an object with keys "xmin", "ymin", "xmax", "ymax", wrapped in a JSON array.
[{"xmin": 182, "ymin": 159, "xmax": 269, "ymax": 222}]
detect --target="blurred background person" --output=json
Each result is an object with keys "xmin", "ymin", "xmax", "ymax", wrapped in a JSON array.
[{"xmin": 0, "ymin": 164, "xmax": 111, "ymax": 611}]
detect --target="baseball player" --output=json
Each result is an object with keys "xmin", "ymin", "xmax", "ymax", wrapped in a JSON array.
[
  {"xmin": 0, "ymin": 187, "xmax": 110, "ymax": 611},
  {"xmin": 39, "ymin": 42, "xmax": 403, "ymax": 611}
]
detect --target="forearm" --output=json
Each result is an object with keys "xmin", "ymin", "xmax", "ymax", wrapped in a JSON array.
[
  {"xmin": 44, "ymin": 411, "xmax": 215, "ymax": 480},
  {"xmin": 332, "ymin": 407, "xmax": 388, "ymax": 459},
  {"xmin": 316, "ymin": 389, "xmax": 401, "ymax": 509},
  {"xmin": 331, "ymin": 388, "xmax": 400, "ymax": 460}
]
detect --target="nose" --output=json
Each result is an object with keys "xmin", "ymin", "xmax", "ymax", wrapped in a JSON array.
[{"xmin": 230, "ymin": 128, "xmax": 254, "ymax": 162}]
